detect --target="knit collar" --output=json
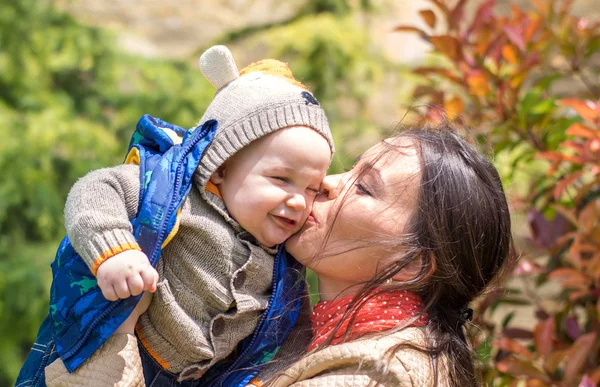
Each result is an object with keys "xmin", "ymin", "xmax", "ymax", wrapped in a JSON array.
[{"xmin": 309, "ymin": 289, "xmax": 428, "ymax": 352}]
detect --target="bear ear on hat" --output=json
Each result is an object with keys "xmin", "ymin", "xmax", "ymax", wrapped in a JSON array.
[{"xmin": 199, "ymin": 45, "xmax": 240, "ymax": 91}]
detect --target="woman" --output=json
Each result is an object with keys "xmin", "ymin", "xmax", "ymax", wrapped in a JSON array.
[
  {"xmin": 247, "ymin": 124, "xmax": 512, "ymax": 386},
  {"xmin": 46, "ymin": 124, "xmax": 512, "ymax": 386}
]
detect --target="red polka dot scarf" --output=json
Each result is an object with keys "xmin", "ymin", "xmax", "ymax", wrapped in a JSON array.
[{"xmin": 309, "ymin": 289, "xmax": 428, "ymax": 351}]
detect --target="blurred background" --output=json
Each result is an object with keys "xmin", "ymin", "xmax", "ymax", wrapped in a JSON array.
[{"xmin": 1, "ymin": 0, "xmax": 600, "ymax": 385}]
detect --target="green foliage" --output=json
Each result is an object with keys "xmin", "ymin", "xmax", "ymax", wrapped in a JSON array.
[
  {"xmin": 215, "ymin": 0, "xmax": 374, "ymax": 51},
  {"xmin": 0, "ymin": 0, "xmax": 214, "ymax": 384},
  {"xmin": 0, "ymin": 0, "xmax": 391, "ymax": 384},
  {"xmin": 399, "ymin": 0, "xmax": 600, "ymax": 385}
]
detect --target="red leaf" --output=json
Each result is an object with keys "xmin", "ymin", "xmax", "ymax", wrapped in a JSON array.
[
  {"xmin": 480, "ymin": 33, "xmax": 504, "ymax": 59},
  {"xmin": 419, "ymin": 10, "xmax": 436, "ymax": 29},
  {"xmin": 429, "ymin": 35, "xmax": 462, "ymax": 61},
  {"xmin": 524, "ymin": 15, "xmax": 543, "ymax": 41},
  {"xmin": 565, "ymin": 332, "xmax": 598, "ymax": 383},
  {"xmin": 570, "ymin": 290, "xmax": 592, "ymax": 302},
  {"xmin": 510, "ymin": 3, "xmax": 526, "ymax": 22},
  {"xmin": 444, "ymin": 96, "xmax": 464, "ymax": 120},
  {"xmin": 579, "ymin": 202, "xmax": 599, "ymax": 233},
  {"xmin": 550, "ymin": 205, "xmax": 578, "ymax": 227},
  {"xmin": 466, "ymin": 71, "xmax": 490, "ymax": 96},
  {"xmin": 537, "ymin": 151, "xmax": 566, "ymax": 162},
  {"xmin": 526, "ymin": 380, "xmax": 549, "ymax": 387},
  {"xmin": 539, "ymin": 151, "xmax": 583, "ymax": 165},
  {"xmin": 448, "ymin": 0, "xmax": 467, "ymax": 31},
  {"xmin": 412, "ymin": 85, "xmax": 437, "ymax": 98},
  {"xmin": 527, "ymin": 209, "xmax": 572, "ymax": 249},
  {"xmin": 495, "ymin": 338, "xmax": 536, "ymax": 360},
  {"xmin": 545, "ymin": 349, "xmax": 570, "ymax": 373},
  {"xmin": 566, "ymin": 123, "xmax": 600, "ymax": 139},
  {"xmin": 566, "ymin": 316, "xmax": 582, "ymax": 340},
  {"xmin": 413, "ymin": 67, "xmax": 463, "ymax": 85},
  {"xmin": 429, "ymin": 0, "xmax": 450, "ymax": 16},
  {"xmin": 579, "ymin": 374, "xmax": 596, "ymax": 387},
  {"xmin": 590, "ymin": 367, "xmax": 600, "ymax": 383},
  {"xmin": 558, "ymin": 99, "xmax": 599, "ymax": 122},
  {"xmin": 393, "ymin": 25, "xmax": 428, "ymax": 38},
  {"xmin": 497, "ymin": 357, "xmax": 550, "ymax": 382},
  {"xmin": 502, "ymin": 44, "xmax": 519, "ymax": 64},
  {"xmin": 503, "ymin": 25, "xmax": 526, "ymax": 51},
  {"xmin": 530, "ymin": 0, "xmax": 550, "ymax": 17},
  {"xmin": 425, "ymin": 105, "xmax": 446, "ymax": 124},
  {"xmin": 522, "ymin": 52, "xmax": 541, "ymax": 69},
  {"xmin": 554, "ymin": 171, "xmax": 583, "ymax": 201},
  {"xmin": 502, "ymin": 328, "xmax": 534, "ymax": 339},
  {"xmin": 548, "ymin": 268, "xmax": 589, "ymax": 290},
  {"xmin": 466, "ymin": 0, "xmax": 495, "ymax": 37},
  {"xmin": 491, "ymin": 38, "xmax": 509, "ymax": 64},
  {"xmin": 548, "ymin": 268, "xmax": 585, "ymax": 280},
  {"xmin": 534, "ymin": 317, "xmax": 555, "ymax": 356},
  {"xmin": 566, "ymin": 234, "xmax": 585, "ymax": 269},
  {"xmin": 562, "ymin": 140, "xmax": 585, "ymax": 153}
]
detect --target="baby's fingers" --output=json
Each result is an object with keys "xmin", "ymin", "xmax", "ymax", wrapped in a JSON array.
[
  {"xmin": 114, "ymin": 279, "xmax": 132, "ymax": 299},
  {"xmin": 127, "ymin": 274, "xmax": 145, "ymax": 297},
  {"xmin": 101, "ymin": 285, "xmax": 119, "ymax": 302},
  {"xmin": 140, "ymin": 266, "xmax": 159, "ymax": 292}
]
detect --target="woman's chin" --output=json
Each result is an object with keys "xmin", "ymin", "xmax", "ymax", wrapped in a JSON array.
[
  {"xmin": 284, "ymin": 233, "xmax": 301, "ymax": 256},
  {"xmin": 285, "ymin": 228, "xmax": 318, "ymax": 260}
]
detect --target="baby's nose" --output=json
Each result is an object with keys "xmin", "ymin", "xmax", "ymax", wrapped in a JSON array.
[{"xmin": 286, "ymin": 194, "xmax": 306, "ymax": 210}]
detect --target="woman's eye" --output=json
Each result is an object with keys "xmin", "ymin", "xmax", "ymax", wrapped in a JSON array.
[{"xmin": 355, "ymin": 183, "xmax": 371, "ymax": 196}]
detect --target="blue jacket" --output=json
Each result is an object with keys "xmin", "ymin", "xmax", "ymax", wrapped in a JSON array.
[{"xmin": 16, "ymin": 115, "xmax": 305, "ymax": 387}]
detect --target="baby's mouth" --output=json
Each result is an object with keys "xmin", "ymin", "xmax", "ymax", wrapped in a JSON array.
[{"xmin": 272, "ymin": 215, "xmax": 297, "ymax": 230}]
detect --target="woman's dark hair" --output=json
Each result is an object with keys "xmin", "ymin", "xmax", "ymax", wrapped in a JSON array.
[{"xmin": 318, "ymin": 122, "xmax": 513, "ymax": 386}]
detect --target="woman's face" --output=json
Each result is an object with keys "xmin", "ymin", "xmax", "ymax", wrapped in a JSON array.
[{"xmin": 285, "ymin": 137, "xmax": 422, "ymax": 285}]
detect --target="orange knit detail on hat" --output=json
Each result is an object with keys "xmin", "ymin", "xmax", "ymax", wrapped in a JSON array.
[{"xmin": 239, "ymin": 59, "xmax": 307, "ymax": 90}]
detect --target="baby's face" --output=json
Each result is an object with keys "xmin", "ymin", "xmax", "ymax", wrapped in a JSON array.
[{"xmin": 211, "ymin": 126, "xmax": 331, "ymax": 247}]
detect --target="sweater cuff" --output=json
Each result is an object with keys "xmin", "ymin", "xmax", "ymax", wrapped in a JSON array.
[{"xmin": 79, "ymin": 229, "xmax": 141, "ymax": 275}]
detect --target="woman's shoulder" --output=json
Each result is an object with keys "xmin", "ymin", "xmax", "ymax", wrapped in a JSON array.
[{"xmin": 266, "ymin": 327, "xmax": 450, "ymax": 387}]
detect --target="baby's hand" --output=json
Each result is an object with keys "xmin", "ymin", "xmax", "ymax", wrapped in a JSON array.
[{"xmin": 96, "ymin": 250, "xmax": 158, "ymax": 301}]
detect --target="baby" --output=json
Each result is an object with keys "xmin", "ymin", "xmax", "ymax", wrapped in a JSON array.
[{"xmin": 18, "ymin": 45, "xmax": 333, "ymax": 386}]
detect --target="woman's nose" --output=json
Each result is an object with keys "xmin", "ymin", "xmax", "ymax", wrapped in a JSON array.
[{"xmin": 320, "ymin": 174, "xmax": 344, "ymax": 200}]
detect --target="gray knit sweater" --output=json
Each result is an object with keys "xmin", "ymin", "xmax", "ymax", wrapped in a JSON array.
[{"xmin": 64, "ymin": 163, "xmax": 276, "ymax": 378}]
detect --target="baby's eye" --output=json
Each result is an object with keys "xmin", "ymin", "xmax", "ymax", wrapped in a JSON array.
[
  {"xmin": 272, "ymin": 176, "xmax": 290, "ymax": 183},
  {"xmin": 306, "ymin": 187, "xmax": 320, "ymax": 196}
]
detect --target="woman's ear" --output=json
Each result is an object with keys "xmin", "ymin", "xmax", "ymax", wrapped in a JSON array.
[
  {"xmin": 210, "ymin": 165, "xmax": 226, "ymax": 184},
  {"xmin": 391, "ymin": 254, "xmax": 435, "ymax": 282}
]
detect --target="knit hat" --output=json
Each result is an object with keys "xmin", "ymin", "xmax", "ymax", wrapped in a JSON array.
[{"xmin": 194, "ymin": 45, "xmax": 334, "ymax": 188}]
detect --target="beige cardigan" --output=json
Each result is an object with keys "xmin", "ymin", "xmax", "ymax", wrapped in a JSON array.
[
  {"xmin": 256, "ymin": 327, "xmax": 449, "ymax": 387},
  {"xmin": 45, "ymin": 328, "xmax": 448, "ymax": 387}
]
